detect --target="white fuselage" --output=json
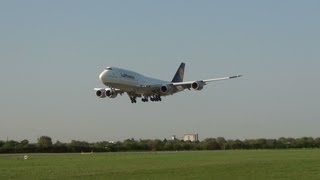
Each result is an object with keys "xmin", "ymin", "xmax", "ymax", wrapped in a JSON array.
[{"xmin": 99, "ymin": 67, "xmax": 170, "ymax": 95}]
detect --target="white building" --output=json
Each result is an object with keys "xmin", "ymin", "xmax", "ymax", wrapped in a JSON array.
[
  {"xmin": 172, "ymin": 135, "xmax": 177, "ymax": 140},
  {"xmin": 183, "ymin": 134, "xmax": 199, "ymax": 142}
]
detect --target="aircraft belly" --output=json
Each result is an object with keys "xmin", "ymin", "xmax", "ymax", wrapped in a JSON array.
[{"xmin": 136, "ymin": 88, "xmax": 155, "ymax": 95}]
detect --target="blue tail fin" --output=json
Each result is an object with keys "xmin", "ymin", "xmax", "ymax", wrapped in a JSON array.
[{"xmin": 171, "ymin": 63, "xmax": 185, "ymax": 82}]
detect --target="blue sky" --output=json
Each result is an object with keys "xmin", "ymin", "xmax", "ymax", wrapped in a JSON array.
[{"xmin": 1, "ymin": 1, "xmax": 319, "ymax": 142}]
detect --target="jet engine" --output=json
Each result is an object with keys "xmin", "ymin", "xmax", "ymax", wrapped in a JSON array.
[
  {"xmin": 96, "ymin": 88, "xmax": 117, "ymax": 98},
  {"xmin": 191, "ymin": 81, "xmax": 205, "ymax": 90},
  {"xmin": 160, "ymin": 85, "xmax": 172, "ymax": 94}
]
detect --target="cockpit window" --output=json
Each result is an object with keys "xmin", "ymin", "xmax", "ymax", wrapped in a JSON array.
[{"xmin": 106, "ymin": 67, "xmax": 113, "ymax": 70}]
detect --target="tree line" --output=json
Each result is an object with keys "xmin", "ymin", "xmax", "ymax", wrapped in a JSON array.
[{"xmin": 1, "ymin": 136, "xmax": 320, "ymax": 153}]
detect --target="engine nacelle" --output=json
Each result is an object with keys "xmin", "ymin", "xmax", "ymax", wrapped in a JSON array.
[
  {"xmin": 96, "ymin": 88, "xmax": 117, "ymax": 98},
  {"xmin": 96, "ymin": 89, "xmax": 107, "ymax": 98},
  {"xmin": 160, "ymin": 85, "xmax": 172, "ymax": 94},
  {"xmin": 191, "ymin": 81, "xmax": 205, "ymax": 90}
]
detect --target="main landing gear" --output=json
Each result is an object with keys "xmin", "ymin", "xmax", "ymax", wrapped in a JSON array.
[
  {"xmin": 142, "ymin": 96, "xmax": 148, "ymax": 102},
  {"xmin": 130, "ymin": 96, "xmax": 137, "ymax": 103},
  {"xmin": 129, "ymin": 94, "xmax": 162, "ymax": 103},
  {"xmin": 142, "ymin": 95, "xmax": 161, "ymax": 103}
]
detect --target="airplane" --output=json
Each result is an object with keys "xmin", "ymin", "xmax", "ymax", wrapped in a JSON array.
[{"xmin": 94, "ymin": 63, "xmax": 241, "ymax": 103}]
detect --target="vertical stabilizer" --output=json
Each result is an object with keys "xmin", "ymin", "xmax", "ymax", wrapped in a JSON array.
[{"xmin": 171, "ymin": 63, "xmax": 185, "ymax": 82}]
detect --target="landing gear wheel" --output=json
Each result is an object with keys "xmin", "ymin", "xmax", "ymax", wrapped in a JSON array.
[
  {"xmin": 130, "ymin": 97, "xmax": 137, "ymax": 103},
  {"xmin": 142, "ymin": 96, "xmax": 149, "ymax": 102}
]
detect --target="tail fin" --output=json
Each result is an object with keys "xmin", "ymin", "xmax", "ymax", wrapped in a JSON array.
[{"xmin": 171, "ymin": 62, "xmax": 185, "ymax": 82}]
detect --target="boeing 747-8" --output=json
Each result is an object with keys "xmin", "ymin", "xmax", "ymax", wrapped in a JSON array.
[{"xmin": 94, "ymin": 63, "xmax": 241, "ymax": 103}]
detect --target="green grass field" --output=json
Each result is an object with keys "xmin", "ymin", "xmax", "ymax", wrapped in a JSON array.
[{"xmin": 1, "ymin": 150, "xmax": 320, "ymax": 179}]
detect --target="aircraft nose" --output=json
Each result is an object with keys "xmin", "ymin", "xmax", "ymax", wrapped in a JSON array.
[{"xmin": 99, "ymin": 70, "xmax": 107, "ymax": 82}]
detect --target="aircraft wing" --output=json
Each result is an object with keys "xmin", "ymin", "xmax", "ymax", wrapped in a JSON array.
[
  {"xmin": 203, "ymin": 75, "xmax": 242, "ymax": 82},
  {"xmin": 172, "ymin": 75, "xmax": 242, "ymax": 89}
]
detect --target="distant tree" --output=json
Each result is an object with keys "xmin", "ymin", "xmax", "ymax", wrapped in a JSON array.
[
  {"xmin": 231, "ymin": 139, "xmax": 243, "ymax": 149},
  {"xmin": 24, "ymin": 143, "xmax": 37, "ymax": 153},
  {"xmin": 296, "ymin": 137, "xmax": 314, "ymax": 148},
  {"xmin": 0, "ymin": 140, "xmax": 19, "ymax": 153},
  {"xmin": 70, "ymin": 140, "xmax": 89, "ymax": 147},
  {"xmin": 53, "ymin": 141, "xmax": 68, "ymax": 153},
  {"xmin": 226, "ymin": 139, "xmax": 243, "ymax": 150},
  {"xmin": 68, "ymin": 140, "xmax": 90, "ymax": 152},
  {"xmin": 181, "ymin": 141, "xmax": 193, "ymax": 150},
  {"xmin": 203, "ymin": 138, "xmax": 221, "ymax": 150},
  {"xmin": 2, "ymin": 140, "xmax": 19, "ymax": 149},
  {"xmin": 123, "ymin": 139, "xmax": 139, "ymax": 151},
  {"xmin": 276, "ymin": 137, "xmax": 287, "ymax": 149},
  {"xmin": 304, "ymin": 137, "xmax": 314, "ymax": 148},
  {"xmin": 286, "ymin": 138, "xmax": 297, "ymax": 148},
  {"xmin": 113, "ymin": 141, "xmax": 125, "ymax": 151},
  {"xmin": 172, "ymin": 140, "xmax": 182, "ymax": 151},
  {"xmin": 54, "ymin": 141, "xmax": 63, "ymax": 146},
  {"xmin": 216, "ymin": 137, "xmax": 227, "ymax": 150},
  {"xmin": 0, "ymin": 140, "xmax": 4, "ymax": 148},
  {"xmin": 266, "ymin": 139, "xmax": 276, "ymax": 149},
  {"xmin": 20, "ymin": 139, "xmax": 29, "ymax": 147},
  {"xmin": 242, "ymin": 138, "xmax": 268, "ymax": 149},
  {"xmin": 163, "ymin": 141, "xmax": 174, "ymax": 151},
  {"xmin": 37, "ymin": 136, "xmax": 52, "ymax": 148},
  {"xmin": 91, "ymin": 141, "xmax": 113, "ymax": 152},
  {"xmin": 138, "ymin": 140, "xmax": 152, "ymax": 151},
  {"xmin": 315, "ymin": 138, "xmax": 320, "ymax": 148},
  {"xmin": 147, "ymin": 139, "xmax": 163, "ymax": 151},
  {"xmin": 256, "ymin": 138, "xmax": 267, "ymax": 149}
]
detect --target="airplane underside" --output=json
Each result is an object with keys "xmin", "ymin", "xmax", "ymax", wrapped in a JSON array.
[{"xmin": 103, "ymin": 81, "xmax": 186, "ymax": 103}]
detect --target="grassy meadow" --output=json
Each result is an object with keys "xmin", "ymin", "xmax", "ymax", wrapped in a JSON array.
[{"xmin": 1, "ymin": 150, "xmax": 320, "ymax": 179}]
